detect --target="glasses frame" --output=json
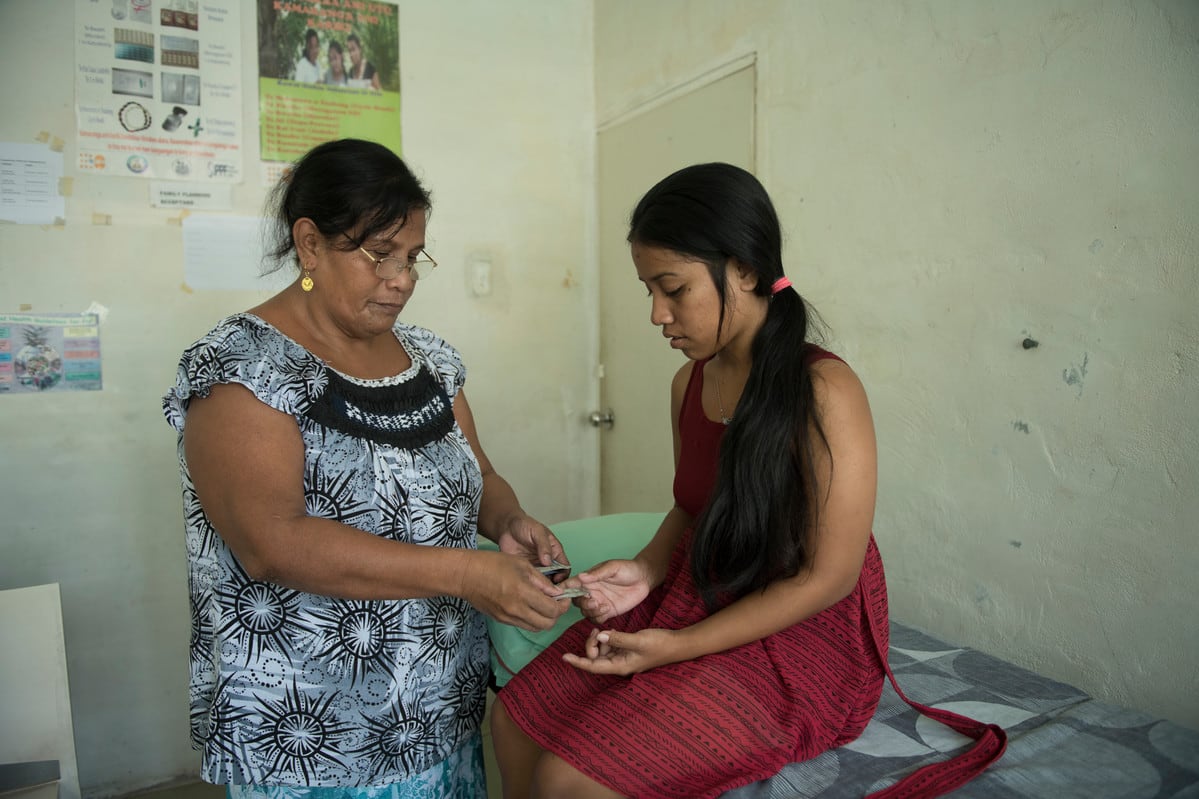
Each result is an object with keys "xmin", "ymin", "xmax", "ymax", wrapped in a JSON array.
[{"xmin": 357, "ymin": 246, "xmax": 438, "ymax": 281}]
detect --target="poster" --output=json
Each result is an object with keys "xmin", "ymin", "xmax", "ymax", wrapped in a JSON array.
[
  {"xmin": 74, "ymin": 0, "xmax": 243, "ymax": 182},
  {"xmin": 257, "ymin": 0, "xmax": 401, "ymax": 164},
  {"xmin": 0, "ymin": 314, "xmax": 103, "ymax": 394}
]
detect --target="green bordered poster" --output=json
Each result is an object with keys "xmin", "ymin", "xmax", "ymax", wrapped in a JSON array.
[
  {"xmin": 0, "ymin": 313, "xmax": 102, "ymax": 394},
  {"xmin": 257, "ymin": 0, "xmax": 401, "ymax": 162}
]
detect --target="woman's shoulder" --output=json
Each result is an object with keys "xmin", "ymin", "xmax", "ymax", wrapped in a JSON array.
[
  {"xmin": 806, "ymin": 344, "xmax": 858, "ymax": 380},
  {"xmin": 163, "ymin": 313, "xmax": 324, "ymax": 428},
  {"xmin": 806, "ymin": 348, "xmax": 870, "ymax": 425},
  {"xmin": 396, "ymin": 322, "xmax": 466, "ymax": 392},
  {"xmin": 671, "ymin": 359, "xmax": 698, "ymax": 391},
  {"xmin": 192, "ymin": 312, "xmax": 313, "ymax": 363},
  {"xmin": 203, "ymin": 310, "xmax": 273, "ymax": 332},
  {"xmin": 804, "ymin": 343, "xmax": 845, "ymax": 366},
  {"xmin": 396, "ymin": 321, "xmax": 459, "ymax": 357},
  {"xmin": 177, "ymin": 312, "xmax": 259, "ymax": 358}
]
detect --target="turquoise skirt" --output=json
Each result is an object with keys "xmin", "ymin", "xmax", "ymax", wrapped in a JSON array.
[{"xmin": 224, "ymin": 734, "xmax": 486, "ymax": 799}]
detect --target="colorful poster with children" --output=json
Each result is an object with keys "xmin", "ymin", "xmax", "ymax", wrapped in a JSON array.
[
  {"xmin": 257, "ymin": 0, "xmax": 402, "ymax": 164},
  {"xmin": 0, "ymin": 314, "xmax": 103, "ymax": 394},
  {"xmin": 74, "ymin": 0, "xmax": 243, "ymax": 182}
]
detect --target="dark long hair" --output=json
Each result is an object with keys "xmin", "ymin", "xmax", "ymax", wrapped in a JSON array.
[
  {"xmin": 628, "ymin": 162, "xmax": 828, "ymax": 609},
  {"xmin": 263, "ymin": 138, "xmax": 431, "ymax": 274}
]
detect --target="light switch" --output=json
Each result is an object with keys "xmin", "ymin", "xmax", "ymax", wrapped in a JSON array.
[{"xmin": 470, "ymin": 257, "xmax": 492, "ymax": 296}]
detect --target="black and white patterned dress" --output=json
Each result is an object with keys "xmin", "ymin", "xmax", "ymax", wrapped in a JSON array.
[{"xmin": 162, "ymin": 313, "xmax": 489, "ymax": 789}]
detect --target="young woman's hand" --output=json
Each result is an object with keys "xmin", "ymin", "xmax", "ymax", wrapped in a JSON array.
[
  {"xmin": 572, "ymin": 558, "xmax": 653, "ymax": 623},
  {"xmin": 561, "ymin": 626, "xmax": 681, "ymax": 675}
]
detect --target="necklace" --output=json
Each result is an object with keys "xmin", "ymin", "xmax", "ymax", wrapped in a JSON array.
[{"xmin": 714, "ymin": 373, "xmax": 733, "ymax": 425}]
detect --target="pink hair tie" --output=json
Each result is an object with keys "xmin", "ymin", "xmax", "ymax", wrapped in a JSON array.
[{"xmin": 771, "ymin": 277, "xmax": 792, "ymax": 295}]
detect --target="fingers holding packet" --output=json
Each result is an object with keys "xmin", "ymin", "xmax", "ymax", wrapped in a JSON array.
[
  {"xmin": 533, "ymin": 558, "xmax": 590, "ymax": 599},
  {"xmin": 536, "ymin": 559, "xmax": 571, "ymax": 578}
]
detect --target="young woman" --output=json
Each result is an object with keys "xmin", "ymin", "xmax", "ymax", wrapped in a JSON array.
[{"xmin": 491, "ymin": 162, "xmax": 886, "ymax": 797}]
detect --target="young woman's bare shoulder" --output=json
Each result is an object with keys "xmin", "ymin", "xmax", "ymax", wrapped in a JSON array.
[
  {"xmin": 671, "ymin": 361, "xmax": 696, "ymax": 394},
  {"xmin": 809, "ymin": 356, "xmax": 860, "ymax": 387},
  {"xmin": 809, "ymin": 357, "xmax": 871, "ymax": 423}
]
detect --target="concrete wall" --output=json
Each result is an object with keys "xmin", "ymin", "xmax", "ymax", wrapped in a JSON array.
[
  {"xmin": 0, "ymin": 1, "xmax": 595, "ymax": 795},
  {"xmin": 595, "ymin": 0, "xmax": 1198, "ymax": 728}
]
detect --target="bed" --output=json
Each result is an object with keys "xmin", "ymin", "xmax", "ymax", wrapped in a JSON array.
[{"xmin": 486, "ymin": 513, "xmax": 1199, "ymax": 797}]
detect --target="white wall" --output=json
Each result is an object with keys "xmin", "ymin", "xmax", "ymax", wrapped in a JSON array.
[
  {"xmin": 0, "ymin": 1, "xmax": 595, "ymax": 795},
  {"xmin": 3, "ymin": 1, "xmax": 1195, "ymax": 795},
  {"xmin": 596, "ymin": 0, "xmax": 1198, "ymax": 728}
]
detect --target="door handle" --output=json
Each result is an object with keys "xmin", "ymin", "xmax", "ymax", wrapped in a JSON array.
[{"xmin": 588, "ymin": 408, "xmax": 615, "ymax": 429}]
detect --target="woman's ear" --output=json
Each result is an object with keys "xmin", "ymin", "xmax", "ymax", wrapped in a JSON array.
[
  {"xmin": 292, "ymin": 218, "xmax": 321, "ymax": 269},
  {"xmin": 728, "ymin": 258, "xmax": 758, "ymax": 292}
]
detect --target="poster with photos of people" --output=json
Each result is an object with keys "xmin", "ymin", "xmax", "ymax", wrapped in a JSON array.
[
  {"xmin": 257, "ymin": 0, "xmax": 402, "ymax": 164},
  {"xmin": 75, "ymin": 0, "xmax": 243, "ymax": 182}
]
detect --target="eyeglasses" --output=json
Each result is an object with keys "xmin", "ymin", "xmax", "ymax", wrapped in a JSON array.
[{"xmin": 358, "ymin": 247, "xmax": 438, "ymax": 281}]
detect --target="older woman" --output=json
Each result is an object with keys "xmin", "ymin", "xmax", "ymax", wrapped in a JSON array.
[{"xmin": 164, "ymin": 138, "xmax": 570, "ymax": 797}]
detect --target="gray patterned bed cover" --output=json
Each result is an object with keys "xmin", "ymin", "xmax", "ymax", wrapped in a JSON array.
[{"xmin": 725, "ymin": 621, "xmax": 1199, "ymax": 798}]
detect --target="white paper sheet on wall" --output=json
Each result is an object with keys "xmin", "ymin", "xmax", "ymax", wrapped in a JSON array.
[
  {"xmin": 182, "ymin": 214, "xmax": 290, "ymax": 291},
  {"xmin": 0, "ymin": 143, "xmax": 65, "ymax": 225},
  {"xmin": 150, "ymin": 181, "xmax": 233, "ymax": 210}
]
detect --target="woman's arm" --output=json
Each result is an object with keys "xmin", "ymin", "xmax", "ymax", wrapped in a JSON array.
[
  {"xmin": 569, "ymin": 358, "xmax": 878, "ymax": 671},
  {"xmin": 452, "ymin": 390, "xmax": 566, "ymax": 569},
  {"xmin": 184, "ymin": 382, "xmax": 564, "ymax": 629}
]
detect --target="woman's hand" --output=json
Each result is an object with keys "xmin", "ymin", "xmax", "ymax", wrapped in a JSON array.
[
  {"xmin": 457, "ymin": 549, "xmax": 570, "ymax": 631},
  {"xmin": 562, "ymin": 626, "xmax": 682, "ymax": 675},
  {"xmin": 573, "ymin": 559, "xmax": 653, "ymax": 624},
  {"xmin": 494, "ymin": 512, "xmax": 569, "ymax": 576}
]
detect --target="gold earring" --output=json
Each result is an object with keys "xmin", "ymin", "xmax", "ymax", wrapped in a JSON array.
[{"xmin": 301, "ymin": 268, "xmax": 314, "ymax": 292}]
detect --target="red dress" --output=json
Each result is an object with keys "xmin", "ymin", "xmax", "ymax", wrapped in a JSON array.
[{"xmin": 499, "ymin": 349, "xmax": 890, "ymax": 798}]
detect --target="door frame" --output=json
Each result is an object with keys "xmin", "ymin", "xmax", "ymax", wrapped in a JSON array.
[
  {"xmin": 597, "ymin": 52, "xmax": 758, "ymax": 132},
  {"xmin": 588, "ymin": 53, "xmax": 758, "ymax": 516}
]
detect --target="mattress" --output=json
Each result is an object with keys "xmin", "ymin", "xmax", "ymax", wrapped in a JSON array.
[{"xmin": 723, "ymin": 620, "xmax": 1199, "ymax": 797}]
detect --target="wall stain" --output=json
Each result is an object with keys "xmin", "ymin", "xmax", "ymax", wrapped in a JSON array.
[
  {"xmin": 1010, "ymin": 540, "xmax": 1022, "ymax": 548},
  {"xmin": 1012, "ymin": 420, "xmax": 1030, "ymax": 434},
  {"xmin": 1089, "ymin": 238, "xmax": 1104, "ymax": 253},
  {"xmin": 974, "ymin": 584, "xmax": 994, "ymax": 614},
  {"xmin": 1063, "ymin": 353, "xmax": 1089, "ymax": 395}
]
